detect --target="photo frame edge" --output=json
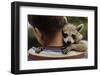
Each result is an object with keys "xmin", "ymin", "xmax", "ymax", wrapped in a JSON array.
[{"xmin": 11, "ymin": 1, "xmax": 98, "ymax": 74}]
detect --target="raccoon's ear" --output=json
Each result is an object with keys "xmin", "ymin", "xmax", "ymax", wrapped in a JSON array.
[
  {"xmin": 76, "ymin": 24, "xmax": 84, "ymax": 32},
  {"xmin": 64, "ymin": 16, "xmax": 68, "ymax": 24}
]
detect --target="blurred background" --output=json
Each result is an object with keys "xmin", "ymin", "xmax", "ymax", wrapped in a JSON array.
[{"xmin": 28, "ymin": 16, "xmax": 88, "ymax": 49}]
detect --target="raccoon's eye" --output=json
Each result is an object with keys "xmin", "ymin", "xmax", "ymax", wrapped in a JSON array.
[
  {"xmin": 63, "ymin": 33, "xmax": 68, "ymax": 38},
  {"xmin": 72, "ymin": 34, "xmax": 76, "ymax": 39}
]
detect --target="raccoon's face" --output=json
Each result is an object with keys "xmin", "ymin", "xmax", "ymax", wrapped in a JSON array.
[{"xmin": 63, "ymin": 23, "xmax": 84, "ymax": 45}]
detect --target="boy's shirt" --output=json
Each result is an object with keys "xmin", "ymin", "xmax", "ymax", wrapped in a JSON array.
[{"xmin": 28, "ymin": 46, "xmax": 86, "ymax": 60}]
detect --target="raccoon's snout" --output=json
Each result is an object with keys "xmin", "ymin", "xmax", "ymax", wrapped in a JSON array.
[
  {"xmin": 66, "ymin": 41, "xmax": 71, "ymax": 45},
  {"xmin": 64, "ymin": 37, "xmax": 74, "ymax": 45}
]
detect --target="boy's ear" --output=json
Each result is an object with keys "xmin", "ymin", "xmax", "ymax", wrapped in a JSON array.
[
  {"xmin": 34, "ymin": 27, "xmax": 42, "ymax": 38},
  {"xmin": 76, "ymin": 24, "xmax": 84, "ymax": 32}
]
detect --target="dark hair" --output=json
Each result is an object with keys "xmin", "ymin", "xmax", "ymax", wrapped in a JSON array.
[{"xmin": 28, "ymin": 15, "xmax": 66, "ymax": 38}]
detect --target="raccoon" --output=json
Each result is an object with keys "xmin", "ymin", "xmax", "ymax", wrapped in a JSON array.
[{"xmin": 62, "ymin": 23, "xmax": 87, "ymax": 54}]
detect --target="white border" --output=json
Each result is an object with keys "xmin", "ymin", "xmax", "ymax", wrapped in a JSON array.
[{"xmin": 20, "ymin": 6, "xmax": 95, "ymax": 70}]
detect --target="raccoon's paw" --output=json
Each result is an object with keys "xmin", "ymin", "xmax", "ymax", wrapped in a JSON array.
[
  {"xmin": 62, "ymin": 46, "xmax": 71, "ymax": 54},
  {"xmin": 35, "ymin": 47, "xmax": 44, "ymax": 54}
]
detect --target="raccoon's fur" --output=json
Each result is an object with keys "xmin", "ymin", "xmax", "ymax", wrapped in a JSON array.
[{"xmin": 62, "ymin": 23, "xmax": 87, "ymax": 54}]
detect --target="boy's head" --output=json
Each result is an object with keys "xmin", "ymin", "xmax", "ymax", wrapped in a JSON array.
[{"xmin": 28, "ymin": 15, "xmax": 66, "ymax": 46}]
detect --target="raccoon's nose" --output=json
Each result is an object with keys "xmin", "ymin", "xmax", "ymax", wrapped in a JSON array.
[{"xmin": 67, "ymin": 41, "xmax": 71, "ymax": 45}]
